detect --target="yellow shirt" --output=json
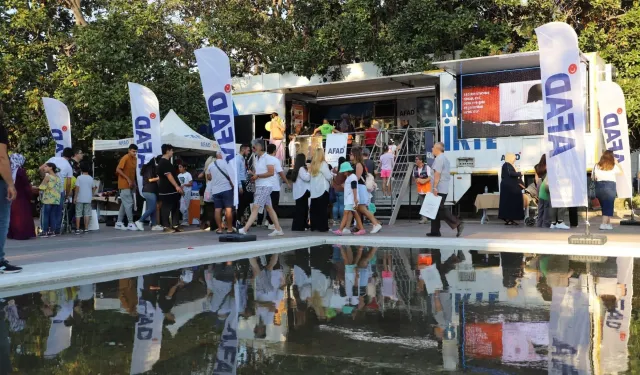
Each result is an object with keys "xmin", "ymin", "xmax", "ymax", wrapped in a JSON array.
[{"xmin": 269, "ymin": 117, "xmax": 285, "ymax": 140}]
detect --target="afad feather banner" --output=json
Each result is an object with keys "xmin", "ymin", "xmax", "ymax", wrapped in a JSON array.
[
  {"xmin": 195, "ymin": 47, "xmax": 238, "ymax": 206},
  {"xmin": 597, "ymin": 81, "xmax": 633, "ymax": 198},
  {"xmin": 42, "ymin": 98, "xmax": 72, "ymax": 157},
  {"xmin": 535, "ymin": 22, "xmax": 588, "ymax": 208},
  {"xmin": 128, "ymin": 82, "xmax": 162, "ymax": 194}
]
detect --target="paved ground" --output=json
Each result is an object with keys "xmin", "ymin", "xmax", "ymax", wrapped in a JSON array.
[{"xmin": 5, "ymin": 217, "xmax": 640, "ymax": 266}]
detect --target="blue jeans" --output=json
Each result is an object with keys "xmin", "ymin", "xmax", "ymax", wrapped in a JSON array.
[
  {"xmin": 596, "ymin": 181, "xmax": 617, "ymax": 217},
  {"xmin": 53, "ymin": 191, "xmax": 65, "ymax": 234},
  {"xmin": 332, "ymin": 192, "xmax": 344, "ymax": 221},
  {"xmin": 139, "ymin": 192, "xmax": 157, "ymax": 226},
  {"xmin": 41, "ymin": 204, "xmax": 57, "ymax": 234},
  {"xmin": 0, "ymin": 181, "xmax": 11, "ymax": 260}
]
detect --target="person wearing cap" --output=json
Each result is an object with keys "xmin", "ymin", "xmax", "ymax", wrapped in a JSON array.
[{"xmin": 333, "ymin": 161, "xmax": 365, "ymax": 236}]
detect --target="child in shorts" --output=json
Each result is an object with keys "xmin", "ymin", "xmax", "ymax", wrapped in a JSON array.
[
  {"xmin": 73, "ymin": 163, "xmax": 95, "ymax": 234},
  {"xmin": 333, "ymin": 162, "xmax": 365, "ymax": 236},
  {"xmin": 379, "ymin": 145, "xmax": 395, "ymax": 197}
]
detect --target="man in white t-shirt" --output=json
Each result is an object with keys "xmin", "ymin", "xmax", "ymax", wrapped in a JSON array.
[
  {"xmin": 177, "ymin": 164, "xmax": 193, "ymax": 226},
  {"xmin": 258, "ymin": 144, "xmax": 290, "ymax": 229},
  {"xmin": 206, "ymin": 152, "xmax": 235, "ymax": 233},
  {"xmin": 238, "ymin": 139, "xmax": 284, "ymax": 236},
  {"xmin": 40, "ymin": 147, "xmax": 74, "ymax": 235}
]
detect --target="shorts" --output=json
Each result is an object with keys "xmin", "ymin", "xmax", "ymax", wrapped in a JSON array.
[
  {"xmin": 356, "ymin": 185, "xmax": 371, "ymax": 206},
  {"xmin": 213, "ymin": 189, "xmax": 234, "ymax": 209},
  {"xmin": 253, "ymin": 186, "xmax": 273, "ymax": 208},
  {"xmin": 380, "ymin": 169, "xmax": 391, "ymax": 178},
  {"xmin": 344, "ymin": 204, "xmax": 356, "ymax": 212},
  {"xmin": 75, "ymin": 203, "xmax": 91, "ymax": 217}
]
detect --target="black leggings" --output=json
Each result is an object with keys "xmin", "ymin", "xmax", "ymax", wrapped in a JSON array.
[{"xmin": 159, "ymin": 193, "xmax": 180, "ymax": 228}]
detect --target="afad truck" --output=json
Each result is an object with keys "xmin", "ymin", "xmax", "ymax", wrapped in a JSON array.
[{"xmin": 231, "ymin": 51, "xmax": 610, "ymax": 211}]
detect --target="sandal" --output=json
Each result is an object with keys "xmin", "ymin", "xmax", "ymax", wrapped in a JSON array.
[{"xmin": 215, "ymin": 229, "xmax": 223, "ymax": 234}]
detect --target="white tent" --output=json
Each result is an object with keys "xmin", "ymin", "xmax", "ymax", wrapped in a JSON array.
[{"xmin": 92, "ymin": 109, "xmax": 219, "ymax": 155}]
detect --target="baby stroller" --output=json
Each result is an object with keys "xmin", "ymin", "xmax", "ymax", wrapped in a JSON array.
[{"xmin": 524, "ymin": 182, "xmax": 539, "ymax": 227}]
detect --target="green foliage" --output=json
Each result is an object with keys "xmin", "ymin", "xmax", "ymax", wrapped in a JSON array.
[{"xmin": 3, "ymin": 0, "xmax": 640, "ymax": 180}]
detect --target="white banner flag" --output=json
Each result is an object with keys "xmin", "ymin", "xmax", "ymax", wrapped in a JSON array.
[
  {"xmin": 536, "ymin": 22, "xmax": 588, "ymax": 208},
  {"xmin": 596, "ymin": 82, "xmax": 633, "ymax": 198},
  {"xmin": 324, "ymin": 133, "xmax": 348, "ymax": 167},
  {"xmin": 42, "ymin": 98, "xmax": 72, "ymax": 157},
  {"xmin": 128, "ymin": 82, "xmax": 162, "ymax": 195},
  {"xmin": 195, "ymin": 47, "xmax": 238, "ymax": 206}
]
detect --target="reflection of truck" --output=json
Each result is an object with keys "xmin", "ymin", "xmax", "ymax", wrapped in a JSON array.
[{"xmin": 232, "ymin": 51, "xmax": 610, "ymax": 214}]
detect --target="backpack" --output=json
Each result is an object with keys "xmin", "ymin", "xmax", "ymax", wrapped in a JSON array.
[{"xmin": 362, "ymin": 163, "xmax": 378, "ymax": 193}]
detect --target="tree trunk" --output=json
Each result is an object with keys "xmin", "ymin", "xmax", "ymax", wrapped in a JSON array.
[{"xmin": 61, "ymin": 0, "xmax": 88, "ymax": 26}]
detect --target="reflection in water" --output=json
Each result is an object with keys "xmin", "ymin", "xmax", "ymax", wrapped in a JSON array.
[{"xmin": 1, "ymin": 247, "xmax": 638, "ymax": 374}]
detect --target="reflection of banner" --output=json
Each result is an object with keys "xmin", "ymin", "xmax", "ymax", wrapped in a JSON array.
[
  {"xmin": 536, "ymin": 22, "xmax": 588, "ymax": 208},
  {"xmin": 42, "ymin": 98, "xmax": 72, "ymax": 157},
  {"xmin": 131, "ymin": 276, "xmax": 163, "ymax": 375},
  {"xmin": 214, "ymin": 282, "xmax": 239, "ymax": 375},
  {"xmin": 597, "ymin": 82, "xmax": 633, "ymax": 198},
  {"xmin": 549, "ymin": 284, "xmax": 592, "ymax": 375},
  {"xmin": 195, "ymin": 47, "xmax": 238, "ymax": 206},
  {"xmin": 397, "ymin": 98, "xmax": 417, "ymax": 127},
  {"xmin": 600, "ymin": 258, "xmax": 633, "ymax": 374},
  {"xmin": 464, "ymin": 323, "xmax": 503, "ymax": 359},
  {"xmin": 324, "ymin": 134, "xmax": 348, "ymax": 166},
  {"xmin": 128, "ymin": 83, "xmax": 162, "ymax": 195}
]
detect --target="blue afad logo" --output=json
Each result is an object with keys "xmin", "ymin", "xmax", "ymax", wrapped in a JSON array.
[
  {"xmin": 441, "ymin": 99, "xmax": 497, "ymax": 151},
  {"xmin": 51, "ymin": 129, "xmax": 64, "ymax": 154},
  {"xmin": 544, "ymin": 74, "xmax": 576, "ymax": 157},
  {"xmin": 602, "ymin": 112, "xmax": 625, "ymax": 162},
  {"xmin": 207, "ymin": 92, "xmax": 235, "ymax": 162},
  {"xmin": 134, "ymin": 115, "xmax": 154, "ymax": 169}
]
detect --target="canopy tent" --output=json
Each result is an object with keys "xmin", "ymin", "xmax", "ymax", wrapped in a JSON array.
[{"xmin": 92, "ymin": 109, "xmax": 219, "ymax": 155}]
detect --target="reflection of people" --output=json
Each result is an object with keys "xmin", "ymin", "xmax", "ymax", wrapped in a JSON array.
[
  {"xmin": 508, "ymin": 83, "xmax": 543, "ymax": 121},
  {"xmin": 499, "ymin": 153, "xmax": 524, "ymax": 225}
]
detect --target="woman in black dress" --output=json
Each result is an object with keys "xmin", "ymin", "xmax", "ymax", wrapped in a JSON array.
[{"xmin": 498, "ymin": 153, "xmax": 524, "ymax": 225}]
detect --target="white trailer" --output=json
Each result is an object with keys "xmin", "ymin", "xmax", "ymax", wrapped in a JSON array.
[{"xmin": 231, "ymin": 52, "xmax": 609, "ymax": 216}]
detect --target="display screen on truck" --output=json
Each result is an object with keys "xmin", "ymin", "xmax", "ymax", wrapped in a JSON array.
[{"xmin": 459, "ymin": 68, "xmax": 544, "ymax": 139}]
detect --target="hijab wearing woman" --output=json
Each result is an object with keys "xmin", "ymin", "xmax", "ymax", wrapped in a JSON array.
[
  {"xmin": 498, "ymin": 153, "xmax": 524, "ymax": 225},
  {"xmin": 291, "ymin": 153, "xmax": 311, "ymax": 231},
  {"xmin": 308, "ymin": 148, "xmax": 332, "ymax": 232},
  {"xmin": 593, "ymin": 150, "xmax": 622, "ymax": 230},
  {"xmin": 8, "ymin": 154, "xmax": 35, "ymax": 240},
  {"xmin": 350, "ymin": 147, "xmax": 382, "ymax": 234}
]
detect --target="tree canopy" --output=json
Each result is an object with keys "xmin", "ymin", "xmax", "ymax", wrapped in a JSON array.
[{"xmin": 2, "ymin": 0, "xmax": 640, "ymax": 176}]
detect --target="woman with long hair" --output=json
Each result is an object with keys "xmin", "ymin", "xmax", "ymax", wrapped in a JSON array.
[
  {"xmin": 593, "ymin": 150, "xmax": 622, "ymax": 230},
  {"xmin": 308, "ymin": 148, "xmax": 332, "ymax": 232},
  {"xmin": 290, "ymin": 153, "xmax": 311, "ymax": 231},
  {"xmin": 350, "ymin": 147, "xmax": 382, "ymax": 234},
  {"xmin": 8, "ymin": 154, "xmax": 35, "ymax": 240},
  {"xmin": 498, "ymin": 153, "xmax": 524, "ymax": 225}
]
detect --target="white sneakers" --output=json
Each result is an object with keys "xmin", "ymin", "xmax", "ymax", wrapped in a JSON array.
[
  {"xmin": 267, "ymin": 224, "xmax": 276, "ymax": 230},
  {"xmin": 268, "ymin": 229, "xmax": 284, "ymax": 237},
  {"xmin": 371, "ymin": 224, "xmax": 382, "ymax": 234},
  {"xmin": 239, "ymin": 228, "xmax": 247, "ymax": 235},
  {"xmin": 115, "ymin": 222, "xmax": 142, "ymax": 231},
  {"xmin": 134, "ymin": 221, "xmax": 145, "ymax": 231},
  {"xmin": 599, "ymin": 224, "xmax": 613, "ymax": 231},
  {"xmin": 151, "ymin": 225, "xmax": 164, "ymax": 231},
  {"xmin": 550, "ymin": 222, "xmax": 570, "ymax": 230}
]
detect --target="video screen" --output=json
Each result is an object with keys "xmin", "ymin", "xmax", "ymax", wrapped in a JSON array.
[{"xmin": 460, "ymin": 68, "xmax": 544, "ymax": 139}]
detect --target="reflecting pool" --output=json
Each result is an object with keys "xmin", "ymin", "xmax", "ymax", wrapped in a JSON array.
[{"xmin": 0, "ymin": 246, "xmax": 638, "ymax": 374}]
